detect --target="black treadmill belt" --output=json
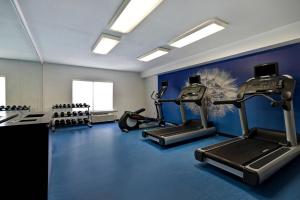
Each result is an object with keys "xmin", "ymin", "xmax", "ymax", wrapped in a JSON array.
[
  {"xmin": 201, "ymin": 137, "xmax": 241, "ymax": 151},
  {"xmin": 146, "ymin": 125, "xmax": 201, "ymax": 138},
  {"xmin": 206, "ymin": 139, "xmax": 280, "ymax": 169},
  {"xmin": 162, "ymin": 126, "xmax": 202, "ymax": 137}
]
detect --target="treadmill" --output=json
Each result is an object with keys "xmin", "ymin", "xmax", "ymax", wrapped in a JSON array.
[
  {"xmin": 195, "ymin": 63, "xmax": 300, "ymax": 185},
  {"xmin": 142, "ymin": 75, "xmax": 216, "ymax": 146}
]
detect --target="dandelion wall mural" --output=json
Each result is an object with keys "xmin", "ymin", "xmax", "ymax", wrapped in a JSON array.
[
  {"xmin": 185, "ymin": 68, "xmax": 238, "ymax": 119},
  {"xmin": 159, "ymin": 43, "xmax": 300, "ymax": 135}
]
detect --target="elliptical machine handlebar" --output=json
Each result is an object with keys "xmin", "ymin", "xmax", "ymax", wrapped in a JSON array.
[
  {"xmin": 159, "ymin": 98, "xmax": 203, "ymax": 105},
  {"xmin": 151, "ymin": 91, "xmax": 156, "ymax": 101},
  {"xmin": 151, "ymin": 80, "xmax": 169, "ymax": 101},
  {"xmin": 134, "ymin": 108, "xmax": 146, "ymax": 114}
]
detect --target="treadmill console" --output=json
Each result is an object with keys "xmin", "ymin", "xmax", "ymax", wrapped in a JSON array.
[
  {"xmin": 242, "ymin": 78, "xmax": 284, "ymax": 94},
  {"xmin": 179, "ymin": 79, "xmax": 206, "ymax": 105},
  {"xmin": 189, "ymin": 75, "xmax": 201, "ymax": 84},
  {"xmin": 254, "ymin": 62, "xmax": 278, "ymax": 78},
  {"xmin": 237, "ymin": 63, "xmax": 295, "ymax": 100}
]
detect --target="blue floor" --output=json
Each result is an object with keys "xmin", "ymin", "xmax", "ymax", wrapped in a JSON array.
[{"xmin": 49, "ymin": 123, "xmax": 300, "ymax": 200}]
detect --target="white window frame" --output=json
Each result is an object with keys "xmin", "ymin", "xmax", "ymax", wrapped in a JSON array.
[
  {"xmin": 72, "ymin": 80, "xmax": 114, "ymax": 111},
  {"xmin": 0, "ymin": 76, "xmax": 6, "ymax": 106}
]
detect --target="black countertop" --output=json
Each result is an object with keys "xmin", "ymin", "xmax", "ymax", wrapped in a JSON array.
[
  {"xmin": 0, "ymin": 111, "xmax": 51, "ymax": 127},
  {"xmin": 0, "ymin": 110, "xmax": 51, "ymax": 200}
]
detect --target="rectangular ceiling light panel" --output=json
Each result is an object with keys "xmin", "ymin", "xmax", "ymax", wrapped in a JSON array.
[
  {"xmin": 138, "ymin": 48, "xmax": 169, "ymax": 62},
  {"xmin": 170, "ymin": 19, "xmax": 227, "ymax": 48},
  {"xmin": 93, "ymin": 34, "xmax": 120, "ymax": 55},
  {"xmin": 110, "ymin": 0, "xmax": 164, "ymax": 33}
]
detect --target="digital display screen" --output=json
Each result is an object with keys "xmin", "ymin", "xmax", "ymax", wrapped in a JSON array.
[
  {"xmin": 189, "ymin": 75, "xmax": 201, "ymax": 84},
  {"xmin": 161, "ymin": 80, "xmax": 168, "ymax": 86},
  {"xmin": 254, "ymin": 63, "xmax": 279, "ymax": 77}
]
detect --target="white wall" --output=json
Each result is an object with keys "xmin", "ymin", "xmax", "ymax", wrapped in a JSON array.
[
  {"xmin": 43, "ymin": 63, "xmax": 146, "ymax": 117},
  {"xmin": 0, "ymin": 58, "xmax": 43, "ymax": 111},
  {"xmin": 0, "ymin": 59, "xmax": 147, "ymax": 117},
  {"xmin": 143, "ymin": 75, "xmax": 158, "ymax": 118}
]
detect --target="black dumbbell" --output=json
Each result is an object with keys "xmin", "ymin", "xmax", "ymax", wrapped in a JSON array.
[
  {"xmin": 59, "ymin": 104, "xmax": 63, "ymax": 108},
  {"xmin": 54, "ymin": 120, "xmax": 60, "ymax": 126},
  {"xmin": 53, "ymin": 112, "xmax": 59, "ymax": 118},
  {"xmin": 78, "ymin": 119, "xmax": 83, "ymax": 124},
  {"xmin": 67, "ymin": 111, "xmax": 72, "ymax": 117},
  {"xmin": 78, "ymin": 111, "xmax": 83, "ymax": 116},
  {"xmin": 71, "ymin": 119, "xmax": 77, "ymax": 125},
  {"xmin": 11, "ymin": 105, "xmax": 17, "ymax": 110},
  {"xmin": 72, "ymin": 111, "xmax": 77, "ymax": 116},
  {"xmin": 60, "ymin": 112, "xmax": 65, "ymax": 117},
  {"xmin": 22, "ymin": 105, "xmax": 29, "ymax": 110},
  {"xmin": 17, "ymin": 105, "xmax": 22, "ymax": 110},
  {"xmin": 60, "ymin": 119, "xmax": 66, "ymax": 126},
  {"xmin": 83, "ymin": 118, "xmax": 89, "ymax": 124},
  {"xmin": 5, "ymin": 105, "xmax": 11, "ymax": 110},
  {"xmin": 67, "ymin": 104, "xmax": 71, "ymax": 108},
  {"xmin": 0, "ymin": 105, "xmax": 5, "ymax": 110},
  {"xmin": 85, "ymin": 110, "xmax": 89, "ymax": 115},
  {"xmin": 63, "ymin": 104, "xmax": 67, "ymax": 108},
  {"xmin": 79, "ymin": 103, "xmax": 83, "ymax": 107},
  {"xmin": 75, "ymin": 103, "xmax": 79, "ymax": 107},
  {"xmin": 83, "ymin": 103, "xmax": 88, "ymax": 107},
  {"xmin": 66, "ymin": 119, "xmax": 71, "ymax": 125},
  {"xmin": 71, "ymin": 103, "xmax": 75, "ymax": 108}
]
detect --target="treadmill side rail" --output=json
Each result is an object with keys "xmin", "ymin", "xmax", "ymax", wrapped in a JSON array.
[
  {"xmin": 244, "ymin": 146, "xmax": 300, "ymax": 185},
  {"xmin": 146, "ymin": 135, "xmax": 160, "ymax": 143},
  {"xmin": 206, "ymin": 158, "xmax": 243, "ymax": 178}
]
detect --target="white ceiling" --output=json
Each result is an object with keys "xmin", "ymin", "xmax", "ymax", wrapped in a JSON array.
[
  {"xmin": 0, "ymin": 0, "xmax": 38, "ymax": 61},
  {"xmin": 2, "ymin": 0, "xmax": 300, "ymax": 72}
]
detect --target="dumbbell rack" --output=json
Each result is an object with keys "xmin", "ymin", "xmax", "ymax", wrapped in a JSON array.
[
  {"xmin": 0, "ymin": 105, "xmax": 30, "ymax": 111},
  {"xmin": 51, "ymin": 103, "xmax": 92, "ymax": 132}
]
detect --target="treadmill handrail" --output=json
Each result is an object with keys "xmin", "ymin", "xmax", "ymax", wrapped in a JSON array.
[
  {"xmin": 181, "ymin": 99, "xmax": 203, "ymax": 102},
  {"xmin": 213, "ymin": 99, "xmax": 237, "ymax": 105},
  {"xmin": 158, "ymin": 98, "xmax": 203, "ymax": 103},
  {"xmin": 158, "ymin": 99, "xmax": 177, "ymax": 102},
  {"xmin": 213, "ymin": 94, "xmax": 288, "ymax": 107}
]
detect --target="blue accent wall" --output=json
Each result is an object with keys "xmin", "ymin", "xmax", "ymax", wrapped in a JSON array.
[{"xmin": 158, "ymin": 43, "xmax": 300, "ymax": 136}]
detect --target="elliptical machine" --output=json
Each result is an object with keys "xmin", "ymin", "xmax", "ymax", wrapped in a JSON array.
[{"xmin": 118, "ymin": 81, "xmax": 168, "ymax": 132}]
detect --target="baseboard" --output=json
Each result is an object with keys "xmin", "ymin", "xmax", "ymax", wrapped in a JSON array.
[{"xmin": 92, "ymin": 120, "xmax": 116, "ymax": 125}]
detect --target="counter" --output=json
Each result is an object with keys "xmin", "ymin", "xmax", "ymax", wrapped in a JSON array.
[{"xmin": 0, "ymin": 111, "xmax": 51, "ymax": 200}]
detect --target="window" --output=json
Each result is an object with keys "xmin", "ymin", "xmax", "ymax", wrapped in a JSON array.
[
  {"xmin": 93, "ymin": 82, "xmax": 113, "ymax": 111},
  {"xmin": 0, "ymin": 77, "xmax": 5, "ymax": 105},
  {"xmin": 72, "ymin": 80, "xmax": 113, "ymax": 111}
]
